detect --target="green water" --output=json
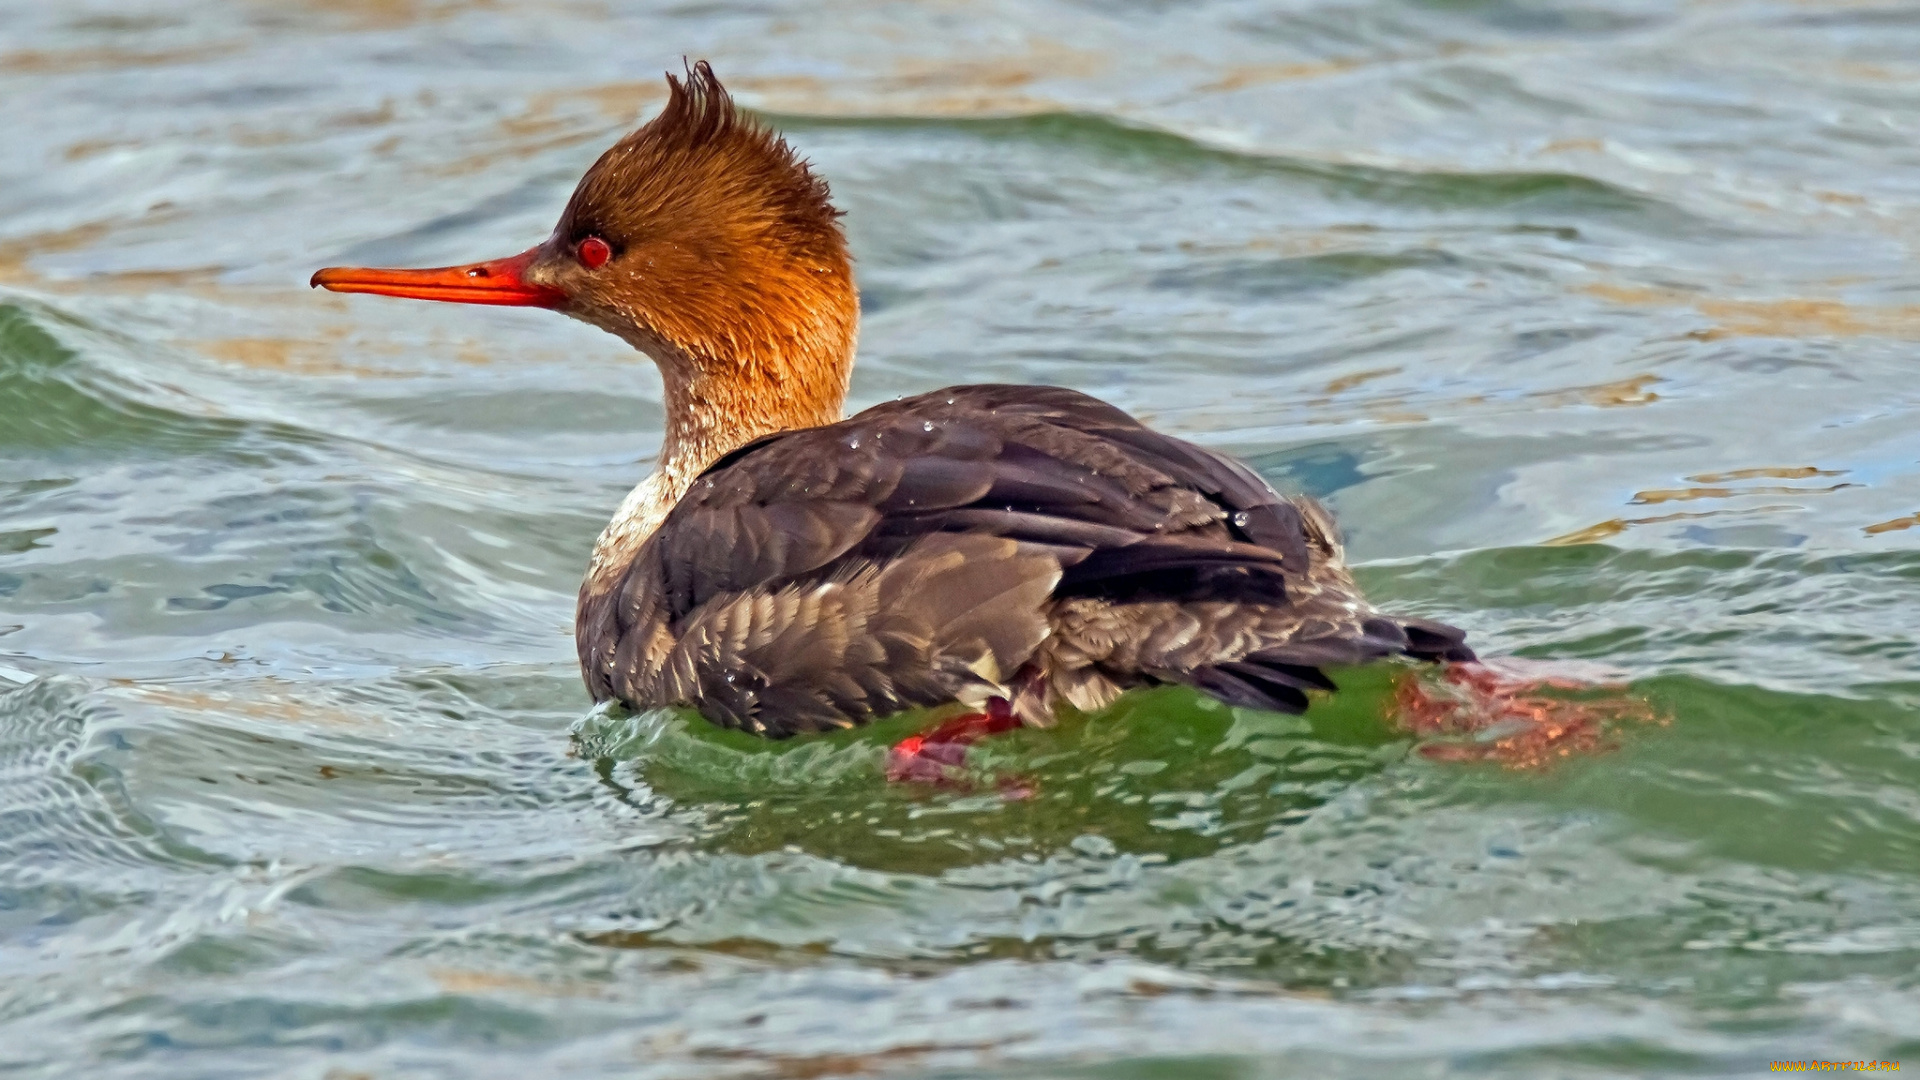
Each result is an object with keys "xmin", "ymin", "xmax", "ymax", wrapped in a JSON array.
[{"xmin": 3, "ymin": 2, "xmax": 1919, "ymax": 1077}]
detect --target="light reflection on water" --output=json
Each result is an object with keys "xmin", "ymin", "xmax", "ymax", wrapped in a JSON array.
[{"xmin": 2, "ymin": 1, "xmax": 1919, "ymax": 1076}]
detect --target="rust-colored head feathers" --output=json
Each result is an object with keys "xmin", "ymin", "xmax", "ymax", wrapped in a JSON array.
[
  {"xmin": 537, "ymin": 62, "xmax": 856, "ymax": 416},
  {"xmin": 314, "ymin": 61, "xmax": 857, "ymax": 433},
  {"xmin": 558, "ymin": 62, "xmax": 841, "ymax": 270}
]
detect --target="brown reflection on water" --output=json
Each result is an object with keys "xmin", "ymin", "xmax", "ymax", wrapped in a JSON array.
[
  {"xmin": 1542, "ymin": 505, "xmax": 1803, "ymax": 547},
  {"xmin": 1323, "ymin": 366, "xmax": 1402, "ymax": 394},
  {"xmin": 1545, "ymin": 465, "xmax": 1858, "ymax": 545},
  {"xmin": 1200, "ymin": 58, "xmax": 1377, "ymax": 93},
  {"xmin": 524, "ymin": 82, "xmax": 663, "ymax": 127},
  {"xmin": 1686, "ymin": 466, "xmax": 1846, "ymax": 483},
  {"xmin": 271, "ymin": 0, "xmax": 494, "ymax": 32},
  {"xmin": 732, "ymin": 44, "xmax": 1104, "ymax": 117},
  {"xmin": 740, "ymin": 72, "xmax": 1063, "ymax": 119},
  {"xmin": 579, "ymin": 931, "xmax": 834, "ymax": 964},
  {"xmin": 1198, "ymin": 41, "xmax": 1499, "ymax": 94},
  {"xmin": 884, "ymin": 44, "xmax": 1105, "ymax": 90},
  {"xmin": 1287, "ymin": 370, "xmax": 1661, "ymax": 432},
  {"xmin": 429, "ymin": 84, "xmax": 666, "ymax": 177},
  {"xmin": 1534, "ymin": 137, "xmax": 1607, "ymax": 156},
  {"xmin": 0, "ymin": 221, "xmax": 116, "ymax": 285},
  {"xmin": 0, "ymin": 208, "xmax": 236, "ymax": 293},
  {"xmin": 1584, "ymin": 282, "xmax": 1920, "ymax": 339},
  {"xmin": 122, "ymin": 681, "xmax": 386, "ymax": 730},
  {"xmin": 688, "ymin": 1041, "xmax": 1010, "ymax": 1080},
  {"xmin": 428, "ymin": 968, "xmax": 603, "ymax": 999},
  {"xmin": 0, "ymin": 43, "xmax": 241, "ymax": 75},
  {"xmin": 1864, "ymin": 512, "xmax": 1920, "ymax": 536},
  {"xmin": 61, "ymin": 99, "xmax": 400, "ymax": 166},
  {"xmin": 448, "ymin": 44, "xmax": 1114, "ymax": 169},
  {"xmin": 1630, "ymin": 482, "xmax": 1854, "ymax": 505},
  {"xmin": 1529, "ymin": 373, "xmax": 1661, "ymax": 409},
  {"xmin": 193, "ymin": 334, "xmax": 412, "ymax": 379}
]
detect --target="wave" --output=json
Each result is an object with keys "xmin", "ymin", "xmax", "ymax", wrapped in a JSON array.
[{"xmin": 781, "ymin": 109, "xmax": 1691, "ymax": 223}]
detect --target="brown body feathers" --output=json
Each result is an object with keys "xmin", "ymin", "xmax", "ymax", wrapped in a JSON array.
[{"xmin": 578, "ymin": 384, "xmax": 1473, "ymax": 737}]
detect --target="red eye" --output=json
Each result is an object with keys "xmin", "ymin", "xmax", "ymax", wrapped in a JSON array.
[{"xmin": 577, "ymin": 236, "xmax": 611, "ymax": 270}]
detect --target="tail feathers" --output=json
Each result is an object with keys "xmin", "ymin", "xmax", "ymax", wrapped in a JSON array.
[
  {"xmin": 1240, "ymin": 616, "xmax": 1416, "ymax": 670},
  {"xmin": 1397, "ymin": 616, "xmax": 1476, "ymax": 663},
  {"xmin": 1173, "ymin": 614, "xmax": 1475, "ymax": 714},
  {"xmin": 1170, "ymin": 655, "xmax": 1339, "ymax": 714},
  {"xmin": 1181, "ymin": 661, "xmax": 1312, "ymax": 714}
]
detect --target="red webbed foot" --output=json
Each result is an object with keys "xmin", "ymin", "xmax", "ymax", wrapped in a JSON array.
[
  {"xmin": 886, "ymin": 696, "xmax": 1026, "ymax": 788},
  {"xmin": 1394, "ymin": 658, "xmax": 1665, "ymax": 769}
]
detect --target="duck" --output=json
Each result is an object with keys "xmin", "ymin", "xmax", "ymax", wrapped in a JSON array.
[{"xmin": 312, "ymin": 62, "xmax": 1475, "ymax": 762}]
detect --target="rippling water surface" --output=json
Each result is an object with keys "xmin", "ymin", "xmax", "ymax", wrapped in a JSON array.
[{"xmin": 4, "ymin": 2, "xmax": 1920, "ymax": 1076}]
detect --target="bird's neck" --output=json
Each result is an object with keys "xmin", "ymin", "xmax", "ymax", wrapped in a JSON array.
[{"xmin": 583, "ymin": 310, "xmax": 856, "ymax": 595}]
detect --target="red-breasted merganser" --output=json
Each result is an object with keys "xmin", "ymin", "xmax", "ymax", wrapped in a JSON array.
[{"xmin": 313, "ymin": 62, "xmax": 1476, "ymax": 760}]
